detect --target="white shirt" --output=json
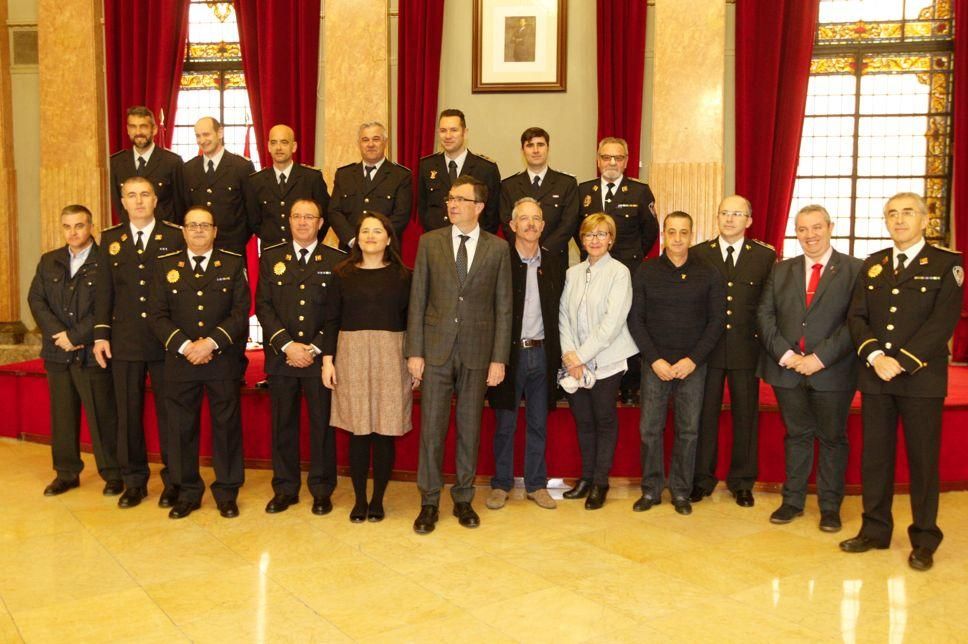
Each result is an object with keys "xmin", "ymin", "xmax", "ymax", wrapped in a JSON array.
[
  {"xmin": 719, "ymin": 236, "xmax": 745, "ymax": 264},
  {"xmin": 68, "ymin": 242, "xmax": 93, "ymax": 278},
  {"xmin": 527, "ymin": 167, "xmax": 548, "ymax": 187},
  {"xmin": 203, "ymin": 147, "xmax": 226, "ymax": 172},
  {"xmin": 292, "ymin": 239, "xmax": 318, "ymax": 258},
  {"xmin": 274, "ymin": 162, "xmax": 294, "ymax": 184},
  {"xmin": 443, "ymin": 149, "xmax": 469, "ymax": 177},
  {"xmin": 802, "ymin": 245, "xmax": 834, "ymax": 290},
  {"xmin": 363, "ymin": 158, "xmax": 385, "ymax": 177},
  {"xmin": 894, "ymin": 238, "xmax": 925, "ymax": 271},
  {"xmin": 129, "ymin": 220, "xmax": 156, "ymax": 249},
  {"xmin": 178, "ymin": 248, "xmax": 216, "ymax": 355},
  {"xmin": 599, "ymin": 176, "xmax": 624, "ymax": 210},
  {"xmin": 452, "ymin": 224, "xmax": 481, "ymax": 272},
  {"xmin": 134, "ymin": 143, "xmax": 155, "ymax": 168}
]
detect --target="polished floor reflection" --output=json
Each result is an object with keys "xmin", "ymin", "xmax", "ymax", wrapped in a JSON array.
[{"xmin": 2, "ymin": 437, "xmax": 967, "ymax": 643}]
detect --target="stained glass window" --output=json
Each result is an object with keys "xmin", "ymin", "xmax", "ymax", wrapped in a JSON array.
[{"xmin": 785, "ymin": 0, "xmax": 953, "ymax": 259}]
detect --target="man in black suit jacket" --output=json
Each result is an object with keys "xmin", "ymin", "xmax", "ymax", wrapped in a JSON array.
[
  {"xmin": 757, "ymin": 205, "xmax": 863, "ymax": 532},
  {"xmin": 93, "ymin": 177, "xmax": 185, "ymax": 509},
  {"xmin": 110, "ymin": 105, "xmax": 186, "ymax": 225},
  {"xmin": 418, "ymin": 109, "xmax": 501, "ymax": 234},
  {"xmin": 499, "ymin": 127, "xmax": 579, "ymax": 266},
  {"xmin": 243, "ymin": 123, "xmax": 330, "ymax": 247},
  {"xmin": 690, "ymin": 194, "xmax": 776, "ymax": 507},
  {"xmin": 841, "ymin": 192, "xmax": 963, "ymax": 571},
  {"xmin": 182, "ymin": 117, "xmax": 255, "ymax": 255},
  {"xmin": 329, "ymin": 121, "xmax": 411, "ymax": 247},
  {"xmin": 149, "ymin": 207, "xmax": 250, "ymax": 520}
]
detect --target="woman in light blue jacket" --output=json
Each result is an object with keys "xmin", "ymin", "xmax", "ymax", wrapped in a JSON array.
[{"xmin": 559, "ymin": 213, "xmax": 639, "ymax": 509}]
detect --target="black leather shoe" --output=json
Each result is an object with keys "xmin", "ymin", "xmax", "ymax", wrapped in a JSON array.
[
  {"xmin": 819, "ymin": 511, "xmax": 842, "ymax": 533},
  {"xmin": 117, "ymin": 486, "xmax": 147, "ymax": 508},
  {"xmin": 563, "ymin": 479, "xmax": 591, "ymax": 499},
  {"xmin": 453, "ymin": 502, "xmax": 481, "ymax": 528},
  {"xmin": 769, "ymin": 503, "xmax": 803, "ymax": 524},
  {"xmin": 367, "ymin": 500, "xmax": 385, "ymax": 522},
  {"xmin": 265, "ymin": 494, "xmax": 299, "ymax": 514},
  {"xmin": 349, "ymin": 500, "xmax": 368, "ymax": 523},
  {"xmin": 218, "ymin": 500, "xmax": 239, "ymax": 518},
  {"xmin": 413, "ymin": 504, "xmax": 439, "ymax": 534},
  {"xmin": 311, "ymin": 496, "xmax": 333, "ymax": 515},
  {"xmin": 733, "ymin": 490, "xmax": 754, "ymax": 507},
  {"xmin": 839, "ymin": 535, "xmax": 889, "ymax": 553},
  {"xmin": 688, "ymin": 486, "xmax": 710, "ymax": 503},
  {"xmin": 908, "ymin": 547, "xmax": 934, "ymax": 571},
  {"xmin": 168, "ymin": 499, "xmax": 201, "ymax": 519},
  {"xmin": 584, "ymin": 484, "xmax": 609, "ymax": 510},
  {"xmin": 632, "ymin": 494, "xmax": 659, "ymax": 512},
  {"xmin": 673, "ymin": 497, "xmax": 693, "ymax": 515},
  {"xmin": 102, "ymin": 480, "xmax": 124, "ymax": 496},
  {"xmin": 43, "ymin": 477, "xmax": 79, "ymax": 496},
  {"xmin": 158, "ymin": 487, "xmax": 179, "ymax": 508}
]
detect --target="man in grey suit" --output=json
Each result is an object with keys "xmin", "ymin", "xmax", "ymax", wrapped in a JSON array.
[
  {"xmin": 407, "ymin": 175, "xmax": 513, "ymax": 534},
  {"xmin": 757, "ymin": 204, "xmax": 863, "ymax": 532}
]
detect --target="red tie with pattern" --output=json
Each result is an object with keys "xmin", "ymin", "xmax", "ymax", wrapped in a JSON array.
[{"xmin": 800, "ymin": 262, "xmax": 823, "ymax": 352}]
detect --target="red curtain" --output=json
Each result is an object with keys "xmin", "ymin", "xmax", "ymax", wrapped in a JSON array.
[
  {"xmin": 397, "ymin": 0, "xmax": 446, "ymax": 266},
  {"xmin": 952, "ymin": 0, "xmax": 968, "ymax": 361},
  {"xmin": 234, "ymin": 0, "xmax": 322, "ymax": 167},
  {"xmin": 104, "ymin": 0, "xmax": 190, "ymax": 151},
  {"xmin": 595, "ymin": 0, "xmax": 648, "ymax": 179},
  {"xmin": 735, "ymin": 0, "xmax": 819, "ymax": 254}
]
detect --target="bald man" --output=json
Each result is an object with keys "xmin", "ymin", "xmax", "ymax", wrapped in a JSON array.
[{"xmin": 244, "ymin": 124, "xmax": 330, "ymax": 247}]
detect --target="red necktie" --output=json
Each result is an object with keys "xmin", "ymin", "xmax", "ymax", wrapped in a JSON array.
[{"xmin": 800, "ymin": 262, "xmax": 823, "ymax": 352}]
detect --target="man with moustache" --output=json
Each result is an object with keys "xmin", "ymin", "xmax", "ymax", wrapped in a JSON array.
[
  {"xmin": 243, "ymin": 124, "xmax": 329, "ymax": 247},
  {"xmin": 110, "ymin": 106, "xmax": 186, "ymax": 224},
  {"xmin": 149, "ymin": 207, "xmax": 250, "ymax": 519},
  {"xmin": 183, "ymin": 116, "xmax": 255, "ymax": 255},
  {"xmin": 256, "ymin": 199, "xmax": 345, "ymax": 515},
  {"xmin": 93, "ymin": 176, "xmax": 185, "ymax": 509},
  {"xmin": 30, "ymin": 205, "xmax": 122, "ymax": 496},
  {"xmin": 418, "ymin": 109, "xmax": 501, "ymax": 234},
  {"xmin": 757, "ymin": 205, "xmax": 863, "ymax": 532},
  {"xmin": 329, "ymin": 121, "xmax": 411, "ymax": 247}
]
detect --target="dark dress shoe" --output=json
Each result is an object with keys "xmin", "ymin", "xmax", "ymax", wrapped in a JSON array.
[
  {"xmin": 908, "ymin": 547, "xmax": 934, "ymax": 571},
  {"xmin": 265, "ymin": 494, "xmax": 299, "ymax": 514},
  {"xmin": 673, "ymin": 497, "xmax": 693, "ymax": 515},
  {"xmin": 367, "ymin": 500, "xmax": 385, "ymax": 522},
  {"xmin": 453, "ymin": 502, "xmax": 481, "ymax": 528},
  {"xmin": 769, "ymin": 504, "xmax": 804, "ymax": 524},
  {"xmin": 819, "ymin": 511, "xmax": 842, "ymax": 533},
  {"xmin": 168, "ymin": 500, "xmax": 201, "ymax": 519},
  {"xmin": 563, "ymin": 479, "xmax": 591, "ymax": 499},
  {"xmin": 158, "ymin": 487, "xmax": 179, "ymax": 508},
  {"xmin": 102, "ymin": 480, "xmax": 124, "ymax": 496},
  {"xmin": 312, "ymin": 496, "xmax": 333, "ymax": 516},
  {"xmin": 733, "ymin": 490, "xmax": 754, "ymax": 507},
  {"xmin": 584, "ymin": 484, "xmax": 609, "ymax": 510},
  {"xmin": 413, "ymin": 505, "xmax": 439, "ymax": 534},
  {"xmin": 839, "ymin": 535, "xmax": 889, "ymax": 553},
  {"xmin": 218, "ymin": 500, "xmax": 240, "ymax": 518},
  {"xmin": 44, "ymin": 477, "xmax": 79, "ymax": 496},
  {"xmin": 688, "ymin": 486, "xmax": 710, "ymax": 503},
  {"xmin": 349, "ymin": 500, "xmax": 368, "ymax": 523},
  {"xmin": 632, "ymin": 494, "xmax": 659, "ymax": 512},
  {"xmin": 117, "ymin": 486, "xmax": 147, "ymax": 508}
]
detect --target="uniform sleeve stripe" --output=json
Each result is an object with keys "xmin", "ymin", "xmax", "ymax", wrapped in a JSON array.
[
  {"xmin": 900, "ymin": 348, "xmax": 924, "ymax": 369},
  {"xmin": 268, "ymin": 329, "xmax": 286, "ymax": 343},
  {"xmin": 164, "ymin": 330, "xmax": 180, "ymax": 350},
  {"xmin": 856, "ymin": 338, "xmax": 877, "ymax": 356},
  {"xmin": 216, "ymin": 326, "xmax": 233, "ymax": 345},
  {"xmin": 94, "ymin": 324, "xmax": 112, "ymax": 329}
]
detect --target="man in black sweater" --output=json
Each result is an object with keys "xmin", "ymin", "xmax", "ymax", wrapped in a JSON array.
[{"xmin": 628, "ymin": 211, "xmax": 725, "ymax": 515}]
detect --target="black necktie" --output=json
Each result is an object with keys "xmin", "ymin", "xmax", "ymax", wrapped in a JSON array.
[
  {"xmin": 278, "ymin": 172, "xmax": 287, "ymax": 189},
  {"xmin": 193, "ymin": 255, "xmax": 205, "ymax": 275},
  {"xmin": 299, "ymin": 248, "xmax": 308, "ymax": 266},
  {"xmin": 456, "ymin": 235, "xmax": 469, "ymax": 287},
  {"xmin": 207, "ymin": 159, "xmax": 215, "ymax": 176},
  {"xmin": 448, "ymin": 160, "xmax": 458, "ymax": 183},
  {"xmin": 137, "ymin": 156, "xmax": 146, "ymax": 176},
  {"xmin": 605, "ymin": 182, "xmax": 615, "ymax": 210},
  {"xmin": 895, "ymin": 253, "xmax": 907, "ymax": 277},
  {"xmin": 725, "ymin": 245, "xmax": 735, "ymax": 275},
  {"xmin": 532, "ymin": 175, "xmax": 541, "ymax": 192},
  {"xmin": 135, "ymin": 230, "xmax": 144, "ymax": 253},
  {"xmin": 365, "ymin": 165, "xmax": 375, "ymax": 186}
]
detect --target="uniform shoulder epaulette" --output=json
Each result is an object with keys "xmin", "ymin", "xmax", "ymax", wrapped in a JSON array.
[
  {"xmin": 109, "ymin": 149, "xmax": 127, "ymax": 158},
  {"xmin": 323, "ymin": 244, "xmax": 348, "ymax": 255},
  {"xmin": 556, "ymin": 169, "xmax": 576, "ymax": 177},
  {"xmin": 161, "ymin": 220, "xmax": 182, "ymax": 229},
  {"xmin": 261, "ymin": 241, "xmax": 286, "ymax": 252},
  {"xmin": 337, "ymin": 161, "xmax": 358, "ymax": 171},
  {"xmin": 217, "ymin": 248, "xmax": 243, "ymax": 257},
  {"xmin": 472, "ymin": 151, "xmax": 497, "ymax": 164},
  {"xmin": 302, "ymin": 164, "xmax": 322, "ymax": 172},
  {"xmin": 102, "ymin": 223, "xmax": 123, "ymax": 232},
  {"xmin": 247, "ymin": 168, "xmax": 262, "ymax": 178},
  {"xmin": 752, "ymin": 239, "xmax": 775, "ymax": 251},
  {"xmin": 419, "ymin": 152, "xmax": 441, "ymax": 161},
  {"xmin": 932, "ymin": 244, "xmax": 961, "ymax": 254},
  {"xmin": 625, "ymin": 176, "xmax": 644, "ymax": 185},
  {"xmin": 158, "ymin": 250, "xmax": 181, "ymax": 259}
]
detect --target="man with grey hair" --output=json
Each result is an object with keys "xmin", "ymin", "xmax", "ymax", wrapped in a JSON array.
[
  {"xmin": 329, "ymin": 121, "xmax": 412, "ymax": 247},
  {"xmin": 486, "ymin": 197, "xmax": 563, "ymax": 511},
  {"xmin": 757, "ymin": 204, "xmax": 863, "ymax": 532}
]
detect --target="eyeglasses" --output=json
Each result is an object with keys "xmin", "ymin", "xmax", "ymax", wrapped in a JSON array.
[
  {"xmin": 184, "ymin": 222, "xmax": 214, "ymax": 231},
  {"xmin": 290, "ymin": 214, "xmax": 320, "ymax": 221},
  {"xmin": 598, "ymin": 154, "xmax": 627, "ymax": 163},
  {"xmin": 886, "ymin": 209, "xmax": 920, "ymax": 220},
  {"xmin": 444, "ymin": 196, "xmax": 480, "ymax": 205},
  {"xmin": 582, "ymin": 231, "xmax": 610, "ymax": 241},
  {"xmin": 718, "ymin": 210, "xmax": 749, "ymax": 220}
]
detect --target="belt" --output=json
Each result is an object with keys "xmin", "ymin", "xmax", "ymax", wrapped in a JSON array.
[{"xmin": 518, "ymin": 338, "xmax": 544, "ymax": 348}]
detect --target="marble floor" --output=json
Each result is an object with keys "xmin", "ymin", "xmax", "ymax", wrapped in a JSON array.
[{"xmin": 1, "ymin": 437, "xmax": 967, "ymax": 643}]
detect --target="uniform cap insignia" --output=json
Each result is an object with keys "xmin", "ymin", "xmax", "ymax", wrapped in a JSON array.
[
  {"xmin": 881, "ymin": 255, "xmax": 889, "ymax": 265},
  {"xmin": 429, "ymin": 170, "xmax": 437, "ymax": 179},
  {"xmin": 166, "ymin": 269, "xmax": 180, "ymax": 284},
  {"xmin": 120, "ymin": 233, "xmax": 128, "ymax": 242},
  {"xmin": 315, "ymin": 255, "xmax": 321, "ymax": 261},
  {"xmin": 285, "ymin": 254, "xmax": 292, "ymax": 261},
  {"xmin": 109, "ymin": 242, "xmax": 121, "ymax": 255},
  {"xmin": 954, "ymin": 266, "xmax": 964, "ymax": 287},
  {"xmin": 592, "ymin": 185, "xmax": 599, "ymax": 192},
  {"xmin": 920, "ymin": 257, "xmax": 929, "ymax": 265},
  {"xmin": 621, "ymin": 185, "xmax": 628, "ymax": 193},
  {"xmin": 868, "ymin": 264, "xmax": 883, "ymax": 278},
  {"xmin": 214, "ymin": 260, "xmax": 221, "ymax": 267},
  {"xmin": 681, "ymin": 273, "xmax": 687, "ymax": 280},
  {"xmin": 178, "ymin": 261, "xmax": 185, "ymax": 268},
  {"xmin": 155, "ymin": 234, "xmax": 162, "ymax": 240},
  {"xmin": 273, "ymin": 261, "xmax": 287, "ymax": 276},
  {"xmin": 582, "ymin": 195, "xmax": 592, "ymax": 207}
]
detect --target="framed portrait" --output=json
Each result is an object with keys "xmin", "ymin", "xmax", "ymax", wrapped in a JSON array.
[{"xmin": 472, "ymin": 0, "xmax": 567, "ymax": 93}]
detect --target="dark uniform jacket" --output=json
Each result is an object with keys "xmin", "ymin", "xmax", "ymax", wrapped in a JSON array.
[
  {"xmin": 183, "ymin": 150, "xmax": 255, "ymax": 254},
  {"xmin": 487, "ymin": 246, "xmax": 564, "ymax": 411},
  {"xmin": 28, "ymin": 243, "xmax": 101, "ymax": 368},
  {"xmin": 329, "ymin": 160, "xmax": 412, "ymax": 245},
  {"xmin": 255, "ymin": 241, "xmax": 344, "ymax": 378},
  {"xmin": 849, "ymin": 244, "xmax": 963, "ymax": 397},
  {"xmin": 110, "ymin": 147, "xmax": 187, "ymax": 225},
  {"xmin": 418, "ymin": 151, "xmax": 501, "ymax": 234},
  {"xmin": 243, "ymin": 163, "xmax": 330, "ymax": 246},
  {"xmin": 499, "ymin": 168, "xmax": 579, "ymax": 259},
  {"xmin": 577, "ymin": 177, "xmax": 658, "ymax": 268},
  {"xmin": 148, "ymin": 249, "xmax": 250, "ymax": 382},
  {"xmin": 691, "ymin": 237, "xmax": 776, "ymax": 370},
  {"xmin": 94, "ymin": 220, "xmax": 185, "ymax": 362}
]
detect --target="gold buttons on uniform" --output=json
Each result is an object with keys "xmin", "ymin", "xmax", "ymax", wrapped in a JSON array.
[
  {"xmin": 140, "ymin": 312, "xmax": 147, "ymax": 318},
  {"xmin": 885, "ymin": 342, "xmax": 893, "ymax": 349},
  {"xmin": 140, "ymin": 280, "xmax": 146, "ymax": 286},
  {"xmin": 299, "ymin": 300, "xmax": 305, "ymax": 305},
  {"xmin": 139, "ymin": 296, "xmax": 146, "ymax": 302},
  {"xmin": 727, "ymin": 281, "xmax": 734, "ymax": 287},
  {"xmin": 727, "ymin": 296, "xmax": 733, "ymax": 301},
  {"xmin": 726, "ymin": 323, "xmax": 732, "ymax": 329},
  {"xmin": 198, "ymin": 321, "xmax": 204, "ymax": 327},
  {"xmin": 198, "ymin": 305, "xmax": 204, "ymax": 311},
  {"xmin": 890, "ymin": 306, "xmax": 897, "ymax": 312},
  {"xmin": 892, "ymin": 288, "xmax": 899, "ymax": 295},
  {"xmin": 726, "ymin": 310, "xmax": 732, "ymax": 316},
  {"xmin": 197, "ymin": 290, "xmax": 203, "ymax": 296},
  {"xmin": 297, "ymin": 331, "xmax": 304, "ymax": 337},
  {"xmin": 207, "ymin": 188, "xmax": 213, "ymax": 194},
  {"xmin": 299, "ymin": 284, "xmax": 305, "ymax": 290},
  {"xmin": 887, "ymin": 324, "xmax": 894, "ymax": 330},
  {"xmin": 921, "ymin": 287, "xmax": 927, "ymax": 292},
  {"xmin": 298, "ymin": 315, "xmax": 304, "ymax": 321}
]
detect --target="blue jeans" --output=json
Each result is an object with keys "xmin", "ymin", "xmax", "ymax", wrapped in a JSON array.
[
  {"xmin": 491, "ymin": 347, "xmax": 549, "ymax": 492},
  {"xmin": 639, "ymin": 363, "xmax": 707, "ymax": 500}
]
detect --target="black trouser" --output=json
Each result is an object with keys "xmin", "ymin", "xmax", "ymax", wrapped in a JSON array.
[
  {"xmin": 859, "ymin": 393, "xmax": 944, "ymax": 552},
  {"xmin": 47, "ymin": 363, "xmax": 120, "ymax": 482},
  {"xmin": 112, "ymin": 359, "xmax": 171, "ymax": 489},
  {"xmin": 349, "ymin": 434, "xmax": 395, "ymax": 504},
  {"xmin": 268, "ymin": 374, "xmax": 336, "ymax": 498},
  {"xmin": 166, "ymin": 378, "xmax": 244, "ymax": 504},
  {"xmin": 567, "ymin": 371, "xmax": 623, "ymax": 486},
  {"xmin": 694, "ymin": 366, "xmax": 760, "ymax": 493}
]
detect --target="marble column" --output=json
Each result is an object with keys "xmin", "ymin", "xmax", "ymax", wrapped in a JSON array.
[
  {"xmin": 38, "ymin": 0, "xmax": 108, "ymax": 252},
  {"xmin": 0, "ymin": 0, "xmax": 25, "ymax": 340}
]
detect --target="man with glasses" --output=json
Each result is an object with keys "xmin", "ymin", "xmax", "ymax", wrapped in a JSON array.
[
  {"xmin": 841, "ymin": 192, "xmax": 963, "ymax": 571},
  {"xmin": 690, "ymin": 195, "xmax": 776, "ymax": 509},
  {"xmin": 407, "ymin": 175, "xmax": 512, "ymax": 534},
  {"xmin": 256, "ymin": 199, "xmax": 345, "ymax": 516}
]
